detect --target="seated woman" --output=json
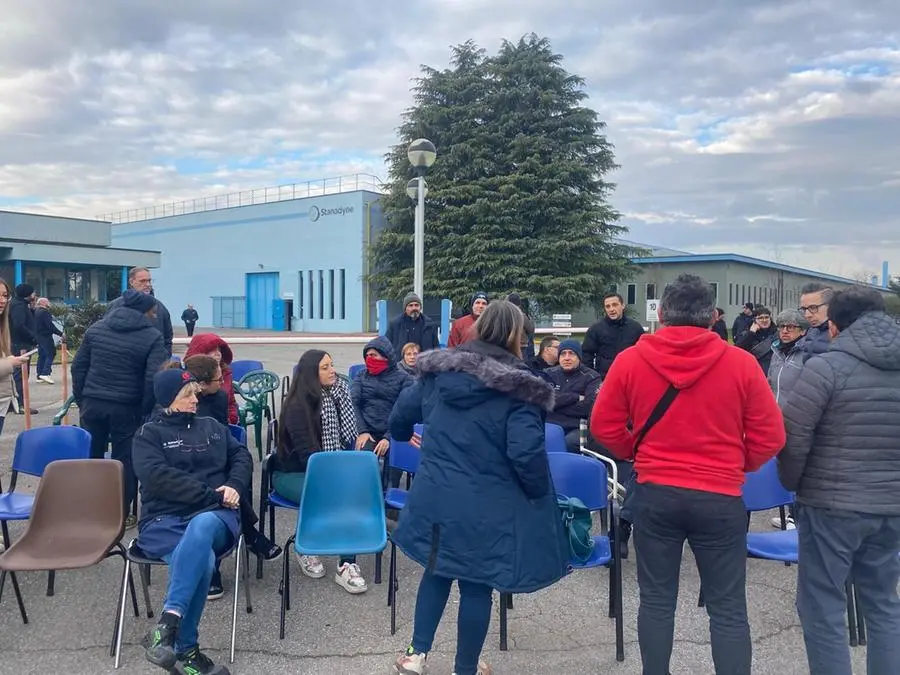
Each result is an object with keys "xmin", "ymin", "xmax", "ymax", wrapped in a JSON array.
[
  {"xmin": 398, "ymin": 342, "xmax": 420, "ymax": 375},
  {"xmin": 134, "ymin": 369, "xmax": 252, "ymax": 675},
  {"xmin": 388, "ymin": 300, "xmax": 567, "ymax": 675},
  {"xmin": 274, "ymin": 349, "xmax": 369, "ymax": 594},
  {"xmin": 164, "ymin": 355, "xmax": 282, "ymax": 600},
  {"xmin": 185, "ymin": 333, "xmax": 239, "ymax": 424},
  {"xmin": 351, "ymin": 336, "xmax": 413, "ymax": 489}
]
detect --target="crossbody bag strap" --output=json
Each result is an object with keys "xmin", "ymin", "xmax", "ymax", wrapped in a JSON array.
[{"xmin": 632, "ymin": 383, "xmax": 680, "ymax": 456}]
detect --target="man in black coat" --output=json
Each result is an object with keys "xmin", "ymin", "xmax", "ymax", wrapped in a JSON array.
[
  {"xmin": 582, "ymin": 292, "xmax": 645, "ymax": 378},
  {"xmin": 72, "ymin": 289, "xmax": 168, "ymax": 524},
  {"xmin": 385, "ymin": 292, "xmax": 439, "ymax": 355},
  {"xmin": 731, "ymin": 302, "xmax": 755, "ymax": 343},
  {"xmin": 181, "ymin": 304, "xmax": 199, "ymax": 337},
  {"xmin": 545, "ymin": 340, "xmax": 603, "ymax": 452},
  {"xmin": 8, "ymin": 283, "xmax": 38, "ymax": 414},
  {"xmin": 106, "ymin": 266, "xmax": 174, "ymax": 356},
  {"xmin": 34, "ymin": 297, "xmax": 64, "ymax": 384}
]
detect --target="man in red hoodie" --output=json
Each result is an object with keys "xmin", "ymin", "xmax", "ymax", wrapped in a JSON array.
[{"xmin": 591, "ymin": 273, "xmax": 784, "ymax": 675}]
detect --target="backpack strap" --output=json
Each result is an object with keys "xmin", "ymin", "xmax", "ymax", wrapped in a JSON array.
[{"xmin": 632, "ymin": 384, "xmax": 679, "ymax": 456}]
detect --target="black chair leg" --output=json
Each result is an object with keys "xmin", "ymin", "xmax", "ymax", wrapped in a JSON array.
[
  {"xmin": 507, "ymin": 594, "xmax": 513, "ymax": 610},
  {"xmin": 9, "ymin": 571, "xmax": 27, "ymax": 624},
  {"xmin": 244, "ymin": 546, "xmax": 253, "ymax": 614},
  {"xmin": 499, "ymin": 592, "xmax": 508, "ymax": 651},
  {"xmin": 698, "ymin": 588, "xmax": 706, "ymax": 608},
  {"xmin": 279, "ymin": 535, "xmax": 293, "ymax": 639},
  {"xmin": 46, "ymin": 570, "xmax": 56, "ymax": 596},
  {"xmin": 375, "ymin": 551, "xmax": 382, "ymax": 585},
  {"xmin": 139, "ymin": 564, "xmax": 154, "ymax": 619}
]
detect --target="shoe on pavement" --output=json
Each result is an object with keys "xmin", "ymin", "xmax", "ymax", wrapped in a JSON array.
[
  {"xmin": 125, "ymin": 514, "xmax": 138, "ymax": 530},
  {"xmin": 335, "ymin": 561, "xmax": 368, "ymax": 594},
  {"xmin": 452, "ymin": 660, "xmax": 492, "ymax": 675},
  {"xmin": 207, "ymin": 570, "xmax": 224, "ymax": 601},
  {"xmin": 392, "ymin": 647, "xmax": 427, "ymax": 674},
  {"xmin": 297, "ymin": 553, "xmax": 326, "ymax": 578},
  {"xmin": 172, "ymin": 646, "xmax": 230, "ymax": 674},
  {"xmin": 143, "ymin": 611, "xmax": 180, "ymax": 670},
  {"xmin": 38, "ymin": 375, "xmax": 54, "ymax": 384},
  {"xmin": 248, "ymin": 532, "xmax": 283, "ymax": 561},
  {"xmin": 769, "ymin": 515, "xmax": 796, "ymax": 530}
]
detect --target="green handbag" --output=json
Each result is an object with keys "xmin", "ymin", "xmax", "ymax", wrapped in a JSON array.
[{"xmin": 557, "ymin": 495, "xmax": 595, "ymax": 564}]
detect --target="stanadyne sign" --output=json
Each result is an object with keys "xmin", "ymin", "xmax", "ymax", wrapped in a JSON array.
[{"xmin": 308, "ymin": 204, "xmax": 355, "ymax": 222}]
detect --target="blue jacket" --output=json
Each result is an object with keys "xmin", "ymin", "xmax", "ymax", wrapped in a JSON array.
[
  {"xmin": 71, "ymin": 307, "xmax": 168, "ymax": 413},
  {"xmin": 389, "ymin": 340, "xmax": 569, "ymax": 594},
  {"xmin": 107, "ymin": 294, "xmax": 174, "ymax": 356},
  {"xmin": 133, "ymin": 410, "xmax": 253, "ymax": 527},
  {"xmin": 351, "ymin": 336, "xmax": 413, "ymax": 440},
  {"xmin": 798, "ymin": 322, "xmax": 831, "ymax": 360}
]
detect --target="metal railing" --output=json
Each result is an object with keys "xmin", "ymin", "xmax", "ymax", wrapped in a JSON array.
[{"xmin": 99, "ymin": 173, "xmax": 385, "ymax": 224}]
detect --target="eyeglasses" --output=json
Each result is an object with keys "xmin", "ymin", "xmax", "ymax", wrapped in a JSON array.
[
  {"xmin": 799, "ymin": 304, "xmax": 826, "ymax": 315},
  {"xmin": 777, "ymin": 324, "xmax": 800, "ymax": 331}
]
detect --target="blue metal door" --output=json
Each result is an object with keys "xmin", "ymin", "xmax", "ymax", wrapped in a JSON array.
[{"xmin": 246, "ymin": 272, "xmax": 279, "ymax": 329}]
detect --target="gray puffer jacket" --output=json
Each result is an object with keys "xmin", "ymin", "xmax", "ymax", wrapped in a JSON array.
[{"xmin": 779, "ymin": 312, "xmax": 900, "ymax": 515}]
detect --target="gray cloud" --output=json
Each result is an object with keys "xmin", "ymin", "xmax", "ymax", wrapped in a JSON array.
[{"xmin": 0, "ymin": 0, "xmax": 897, "ymax": 279}]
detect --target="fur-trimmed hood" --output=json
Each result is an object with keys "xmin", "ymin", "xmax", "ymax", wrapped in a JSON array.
[{"xmin": 416, "ymin": 342, "xmax": 555, "ymax": 411}]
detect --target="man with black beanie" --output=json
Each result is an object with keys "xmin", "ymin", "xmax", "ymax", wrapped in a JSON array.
[
  {"xmin": 9, "ymin": 283, "xmax": 38, "ymax": 414},
  {"xmin": 385, "ymin": 291, "xmax": 439, "ymax": 355}
]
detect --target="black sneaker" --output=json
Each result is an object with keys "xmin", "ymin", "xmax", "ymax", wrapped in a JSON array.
[
  {"xmin": 248, "ymin": 532, "xmax": 283, "ymax": 561},
  {"xmin": 143, "ymin": 611, "xmax": 180, "ymax": 670},
  {"xmin": 207, "ymin": 570, "xmax": 224, "ymax": 601},
  {"xmin": 173, "ymin": 647, "xmax": 230, "ymax": 675}
]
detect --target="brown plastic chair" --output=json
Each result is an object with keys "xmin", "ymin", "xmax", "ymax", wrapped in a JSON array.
[{"xmin": 0, "ymin": 459, "xmax": 138, "ymax": 651}]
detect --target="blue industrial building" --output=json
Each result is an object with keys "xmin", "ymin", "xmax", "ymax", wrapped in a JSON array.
[{"xmin": 110, "ymin": 175, "xmax": 384, "ymax": 332}]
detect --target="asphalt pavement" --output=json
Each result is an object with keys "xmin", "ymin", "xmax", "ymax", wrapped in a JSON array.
[{"xmin": 0, "ymin": 337, "xmax": 869, "ymax": 674}]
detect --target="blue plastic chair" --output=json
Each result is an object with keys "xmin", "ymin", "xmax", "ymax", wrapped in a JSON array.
[
  {"xmin": 278, "ymin": 451, "xmax": 387, "ymax": 639},
  {"xmin": 385, "ymin": 424, "xmax": 423, "ymax": 635},
  {"xmin": 231, "ymin": 359, "xmax": 264, "ymax": 382},
  {"xmin": 229, "ymin": 424, "xmax": 247, "ymax": 446},
  {"xmin": 498, "ymin": 452, "xmax": 624, "ymax": 661},
  {"xmin": 348, "ymin": 363, "xmax": 366, "ymax": 381},
  {"xmin": 545, "ymin": 423, "xmax": 567, "ymax": 453},
  {"xmin": 742, "ymin": 460, "xmax": 797, "ymax": 563},
  {"xmin": 0, "ymin": 426, "xmax": 92, "ymax": 598},
  {"xmin": 169, "ymin": 355, "xmax": 181, "ymax": 363}
]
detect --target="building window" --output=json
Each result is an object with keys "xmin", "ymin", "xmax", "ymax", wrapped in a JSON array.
[
  {"xmin": 46, "ymin": 268, "xmax": 68, "ymax": 302},
  {"xmin": 308, "ymin": 271, "xmax": 314, "ymax": 320},
  {"xmin": 339, "ymin": 269, "xmax": 346, "ymax": 319},
  {"xmin": 626, "ymin": 284, "xmax": 636, "ymax": 305},
  {"xmin": 728, "ymin": 283, "xmax": 733, "ymax": 305},
  {"xmin": 710, "ymin": 282, "xmax": 719, "ymax": 304},
  {"xmin": 298, "ymin": 272, "xmax": 305, "ymax": 319},
  {"xmin": 328, "ymin": 269, "xmax": 335, "ymax": 319},
  {"xmin": 646, "ymin": 283, "xmax": 657, "ymax": 300},
  {"xmin": 318, "ymin": 270, "xmax": 324, "ymax": 319}
]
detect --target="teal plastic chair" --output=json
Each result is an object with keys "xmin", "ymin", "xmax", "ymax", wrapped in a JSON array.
[
  {"xmin": 235, "ymin": 370, "xmax": 280, "ymax": 460},
  {"xmin": 278, "ymin": 451, "xmax": 387, "ymax": 639}
]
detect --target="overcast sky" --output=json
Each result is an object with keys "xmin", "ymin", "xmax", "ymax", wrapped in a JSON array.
[{"xmin": 1, "ymin": 1, "xmax": 897, "ymax": 281}]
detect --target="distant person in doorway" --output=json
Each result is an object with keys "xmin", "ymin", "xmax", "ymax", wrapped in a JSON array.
[
  {"xmin": 711, "ymin": 307, "xmax": 728, "ymax": 340},
  {"xmin": 107, "ymin": 266, "xmax": 174, "ymax": 356},
  {"xmin": 582, "ymin": 292, "xmax": 644, "ymax": 379},
  {"xmin": 9, "ymin": 283, "xmax": 38, "ymax": 415},
  {"xmin": 448, "ymin": 291, "xmax": 488, "ymax": 348},
  {"xmin": 731, "ymin": 302, "xmax": 754, "ymax": 343},
  {"xmin": 34, "ymin": 297, "xmax": 64, "ymax": 384},
  {"xmin": 506, "ymin": 293, "xmax": 535, "ymax": 359},
  {"xmin": 181, "ymin": 305, "xmax": 199, "ymax": 337},
  {"xmin": 386, "ymin": 293, "xmax": 439, "ymax": 355}
]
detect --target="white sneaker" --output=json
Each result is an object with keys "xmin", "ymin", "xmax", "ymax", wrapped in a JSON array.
[
  {"xmin": 296, "ymin": 553, "xmax": 325, "ymax": 578},
  {"xmin": 770, "ymin": 515, "xmax": 796, "ymax": 530},
  {"xmin": 392, "ymin": 649, "xmax": 427, "ymax": 674},
  {"xmin": 38, "ymin": 375, "xmax": 54, "ymax": 384},
  {"xmin": 335, "ymin": 561, "xmax": 368, "ymax": 594}
]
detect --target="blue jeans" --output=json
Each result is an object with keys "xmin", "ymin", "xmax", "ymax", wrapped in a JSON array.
[
  {"xmin": 36, "ymin": 338, "xmax": 55, "ymax": 377},
  {"xmin": 161, "ymin": 512, "xmax": 231, "ymax": 654},
  {"xmin": 410, "ymin": 571, "xmax": 493, "ymax": 675},
  {"xmin": 796, "ymin": 504, "xmax": 900, "ymax": 675}
]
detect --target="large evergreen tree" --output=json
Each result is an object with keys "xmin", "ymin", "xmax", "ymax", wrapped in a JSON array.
[{"xmin": 370, "ymin": 35, "xmax": 637, "ymax": 313}]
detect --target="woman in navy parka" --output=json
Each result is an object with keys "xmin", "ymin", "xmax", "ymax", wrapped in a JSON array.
[{"xmin": 389, "ymin": 300, "xmax": 568, "ymax": 675}]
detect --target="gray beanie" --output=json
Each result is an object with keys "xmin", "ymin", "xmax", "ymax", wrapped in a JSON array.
[
  {"xmin": 403, "ymin": 292, "xmax": 422, "ymax": 309},
  {"xmin": 775, "ymin": 308, "xmax": 809, "ymax": 330}
]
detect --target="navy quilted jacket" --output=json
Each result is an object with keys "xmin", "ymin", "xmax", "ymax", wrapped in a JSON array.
[
  {"xmin": 71, "ymin": 307, "xmax": 168, "ymax": 413},
  {"xmin": 351, "ymin": 336, "xmax": 413, "ymax": 439}
]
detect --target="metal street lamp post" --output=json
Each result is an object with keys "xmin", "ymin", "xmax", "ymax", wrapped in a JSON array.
[{"xmin": 407, "ymin": 138, "xmax": 436, "ymax": 302}]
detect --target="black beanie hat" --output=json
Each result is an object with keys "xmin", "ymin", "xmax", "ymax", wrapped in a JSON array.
[
  {"xmin": 15, "ymin": 283, "xmax": 34, "ymax": 299},
  {"xmin": 154, "ymin": 369, "xmax": 197, "ymax": 408}
]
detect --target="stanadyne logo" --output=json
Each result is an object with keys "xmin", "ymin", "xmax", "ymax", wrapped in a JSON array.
[{"xmin": 308, "ymin": 204, "xmax": 354, "ymax": 222}]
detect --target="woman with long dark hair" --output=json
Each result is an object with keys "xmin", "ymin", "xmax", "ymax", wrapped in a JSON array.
[
  {"xmin": 389, "ymin": 300, "xmax": 567, "ymax": 675},
  {"xmin": 274, "ymin": 350, "xmax": 369, "ymax": 594}
]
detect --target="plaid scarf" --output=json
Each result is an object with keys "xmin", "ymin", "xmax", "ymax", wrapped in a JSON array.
[{"xmin": 320, "ymin": 377, "xmax": 358, "ymax": 451}]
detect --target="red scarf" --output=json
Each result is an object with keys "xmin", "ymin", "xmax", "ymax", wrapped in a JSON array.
[{"xmin": 365, "ymin": 355, "xmax": 389, "ymax": 376}]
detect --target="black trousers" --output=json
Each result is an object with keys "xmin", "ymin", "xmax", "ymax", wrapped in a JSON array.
[
  {"xmin": 184, "ymin": 321, "xmax": 196, "ymax": 337},
  {"xmin": 79, "ymin": 399, "xmax": 143, "ymax": 514},
  {"xmin": 632, "ymin": 482, "xmax": 751, "ymax": 675}
]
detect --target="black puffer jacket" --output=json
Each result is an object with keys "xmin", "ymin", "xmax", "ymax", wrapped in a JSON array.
[
  {"xmin": 779, "ymin": 312, "xmax": 900, "ymax": 515},
  {"xmin": 351, "ymin": 336, "xmax": 413, "ymax": 439},
  {"xmin": 736, "ymin": 326, "xmax": 777, "ymax": 374},
  {"xmin": 71, "ymin": 307, "xmax": 168, "ymax": 413},
  {"xmin": 9, "ymin": 297, "xmax": 37, "ymax": 348},
  {"xmin": 582, "ymin": 316, "xmax": 645, "ymax": 377},
  {"xmin": 107, "ymin": 294, "xmax": 174, "ymax": 356},
  {"xmin": 132, "ymin": 411, "xmax": 252, "ymax": 526},
  {"xmin": 545, "ymin": 364, "xmax": 602, "ymax": 433}
]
